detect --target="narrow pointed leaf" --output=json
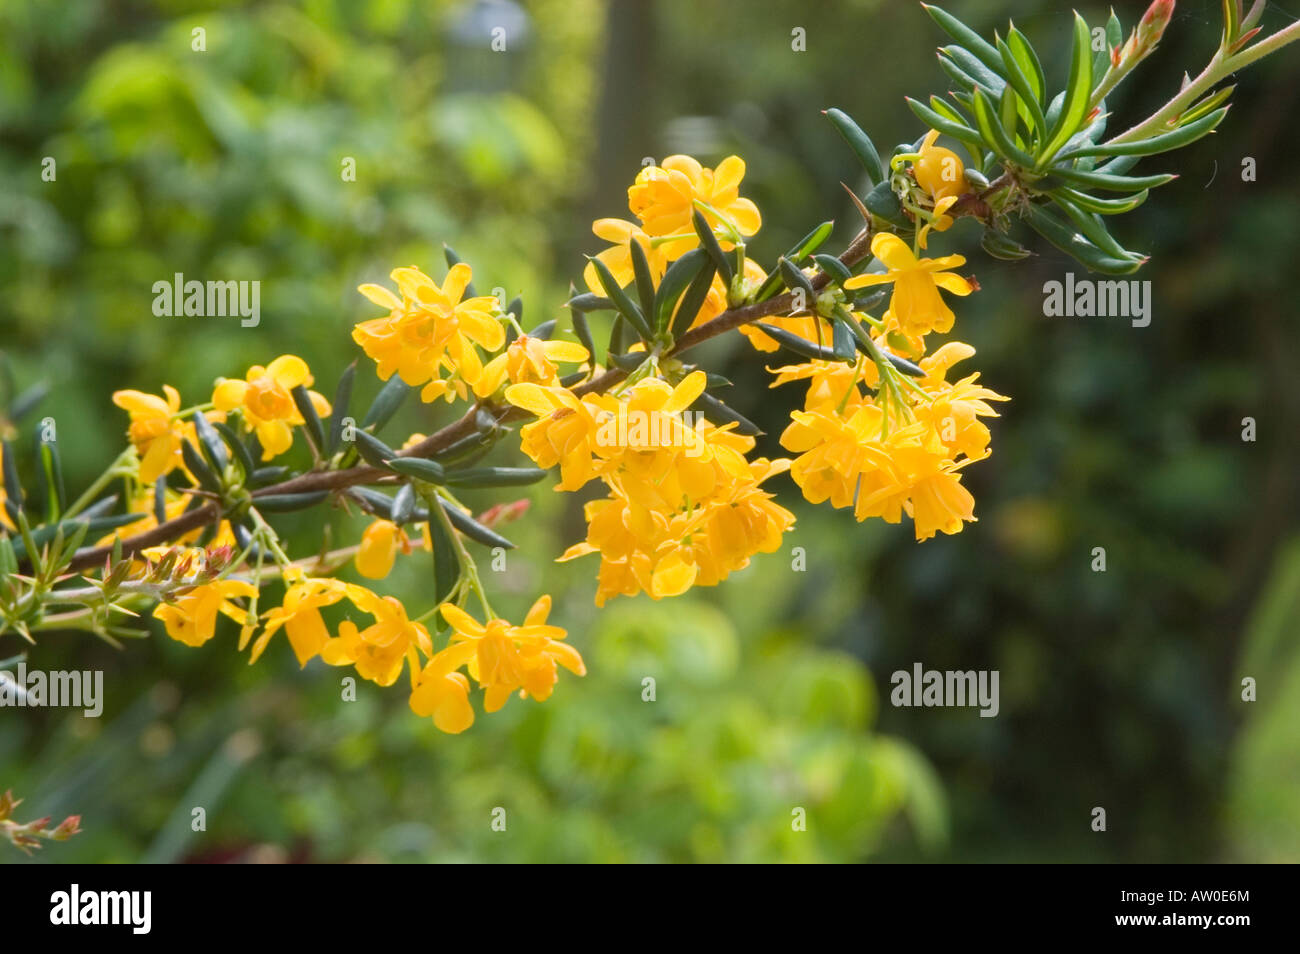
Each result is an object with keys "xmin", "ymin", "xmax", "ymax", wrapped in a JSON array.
[
  {"xmin": 628, "ymin": 237, "xmax": 657, "ymax": 322},
  {"xmin": 825, "ymin": 108, "xmax": 886, "ymax": 185},
  {"xmin": 588, "ymin": 255, "xmax": 651, "ymax": 341},
  {"xmin": 361, "ymin": 376, "xmax": 412, "ymax": 433},
  {"xmin": 443, "ymin": 466, "xmax": 547, "ymax": 488},
  {"xmin": 653, "ymin": 248, "xmax": 708, "ymax": 333},
  {"xmin": 428, "ymin": 509, "xmax": 460, "ymax": 603},
  {"xmin": 253, "ymin": 491, "xmax": 331, "ymax": 513},
  {"xmin": 751, "ymin": 323, "xmax": 839, "ymax": 362},
  {"xmin": 291, "ymin": 385, "xmax": 325, "ymax": 452},
  {"xmin": 441, "ymin": 500, "xmax": 515, "ymax": 550},
  {"xmin": 387, "ymin": 457, "xmax": 447, "ymax": 484},
  {"xmin": 691, "ymin": 209, "xmax": 734, "ymax": 288},
  {"xmin": 1035, "ymin": 12, "xmax": 1093, "ymax": 167},
  {"xmin": 671, "ymin": 261, "xmax": 717, "ymax": 338}
]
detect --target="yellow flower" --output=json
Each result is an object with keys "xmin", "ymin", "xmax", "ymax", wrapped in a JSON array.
[
  {"xmin": 505, "ymin": 383, "xmax": 608, "ymax": 491},
  {"xmin": 781, "ymin": 405, "xmax": 914, "ymax": 519},
  {"xmin": 252, "ymin": 574, "xmax": 349, "ymax": 665},
  {"xmin": 153, "ymin": 579, "xmax": 257, "ymax": 648},
  {"xmin": 473, "ymin": 334, "xmax": 589, "ymax": 398},
  {"xmin": 354, "ymin": 519, "xmax": 411, "ymax": 580},
  {"xmin": 917, "ymin": 194, "xmax": 958, "ymax": 250},
  {"xmin": 437, "ymin": 596, "xmax": 585, "ymax": 713},
  {"xmin": 353, "ymin": 264, "xmax": 505, "ymax": 403},
  {"xmin": 319, "ymin": 584, "xmax": 432, "ymax": 687},
  {"xmin": 912, "ymin": 349, "xmax": 1009, "ymax": 462},
  {"xmin": 408, "ymin": 655, "xmax": 475, "ymax": 734},
  {"xmin": 112, "ymin": 385, "xmax": 186, "ymax": 482},
  {"xmin": 212, "ymin": 355, "xmax": 330, "ymax": 460},
  {"xmin": 780, "ymin": 405, "xmax": 981, "ymax": 540},
  {"xmin": 627, "ymin": 155, "xmax": 761, "ymax": 259},
  {"xmin": 913, "ymin": 129, "xmax": 969, "ymax": 201},
  {"xmin": 556, "ymin": 401, "xmax": 795, "ymax": 606},
  {"xmin": 843, "ymin": 233, "xmax": 973, "ymax": 337},
  {"xmin": 767, "ymin": 357, "xmax": 867, "ymax": 414},
  {"xmin": 907, "ymin": 460, "xmax": 977, "ymax": 541}
]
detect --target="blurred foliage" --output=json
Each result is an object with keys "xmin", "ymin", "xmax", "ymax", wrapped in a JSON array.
[{"xmin": 2, "ymin": 0, "xmax": 1299, "ymax": 862}]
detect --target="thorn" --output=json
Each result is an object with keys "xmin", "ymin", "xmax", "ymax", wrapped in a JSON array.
[{"xmin": 841, "ymin": 182, "xmax": 873, "ymax": 225}]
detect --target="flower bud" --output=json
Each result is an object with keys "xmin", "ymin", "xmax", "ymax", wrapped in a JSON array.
[
  {"xmin": 51, "ymin": 814, "xmax": 82, "ymax": 840},
  {"xmin": 1137, "ymin": 0, "xmax": 1176, "ymax": 49}
]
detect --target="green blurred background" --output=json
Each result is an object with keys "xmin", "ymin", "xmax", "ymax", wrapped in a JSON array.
[{"xmin": 2, "ymin": 0, "xmax": 1298, "ymax": 863}]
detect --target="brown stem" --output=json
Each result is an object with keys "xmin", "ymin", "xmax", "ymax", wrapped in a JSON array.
[{"xmin": 67, "ymin": 225, "xmax": 875, "ymax": 572}]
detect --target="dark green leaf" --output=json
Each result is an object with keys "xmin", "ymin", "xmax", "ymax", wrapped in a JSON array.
[
  {"xmin": 253, "ymin": 491, "xmax": 331, "ymax": 513},
  {"xmin": 924, "ymin": 4, "xmax": 1005, "ymax": 76},
  {"xmin": 181, "ymin": 440, "xmax": 221, "ymax": 493},
  {"xmin": 907, "ymin": 96, "xmax": 980, "ymax": 144},
  {"xmin": 628, "ymin": 237, "xmax": 658, "ymax": 322},
  {"xmin": 387, "ymin": 456, "xmax": 447, "ymax": 483},
  {"xmin": 570, "ymin": 308, "xmax": 596, "ymax": 362},
  {"xmin": 566, "ymin": 293, "xmax": 614, "ymax": 312},
  {"xmin": 813, "ymin": 254, "xmax": 852, "ymax": 285},
  {"xmin": 1006, "ymin": 24, "xmax": 1045, "ymax": 101},
  {"xmin": 153, "ymin": 475, "xmax": 167, "ymax": 525},
  {"xmin": 443, "ymin": 466, "xmax": 547, "ymax": 488},
  {"xmin": 692, "ymin": 209, "xmax": 735, "ymax": 288},
  {"xmin": 1035, "ymin": 12, "xmax": 1093, "ymax": 167},
  {"xmin": 778, "ymin": 257, "xmax": 817, "ymax": 304},
  {"xmin": 980, "ymin": 227, "xmax": 1034, "ymax": 260},
  {"xmin": 213, "ymin": 420, "xmax": 255, "ymax": 479},
  {"xmin": 36, "ymin": 434, "xmax": 65, "ymax": 521},
  {"xmin": 291, "ymin": 385, "xmax": 325, "ymax": 452},
  {"xmin": 1058, "ymin": 108, "xmax": 1229, "ymax": 159},
  {"xmin": 191, "ymin": 410, "xmax": 228, "ymax": 474},
  {"xmin": 361, "ymin": 375, "xmax": 412, "ymax": 433},
  {"xmin": 671, "ymin": 261, "xmax": 717, "ymax": 339},
  {"xmin": 441, "ymin": 500, "xmax": 515, "ymax": 550},
  {"xmin": 352, "ymin": 429, "xmax": 398, "ymax": 468},
  {"xmin": 751, "ymin": 323, "xmax": 839, "ymax": 362},
  {"xmin": 1022, "ymin": 203, "xmax": 1145, "ymax": 275},
  {"xmin": 391, "ymin": 483, "xmax": 416, "ymax": 525},
  {"xmin": 997, "ymin": 36, "xmax": 1046, "ymax": 133},
  {"xmin": 588, "ymin": 254, "xmax": 652, "ymax": 341},
  {"xmin": 1042, "ymin": 165, "xmax": 1176, "ymax": 192},
  {"xmin": 831, "ymin": 317, "xmax": 856, "ymax": 362},
  {"xmin": 971, "ymin": 88, "xmax": 1036, "ymax": 167},
  {"xmin": 654, "ymin": 248, "xmax": 709, "ymax": 333},
  {"xmin": 428, "ymin": 510, "xmax": 460, "ymax": 604},
  {"xmin": 824, "ymin": 108, "xmax": 886, "ymax": 185}
]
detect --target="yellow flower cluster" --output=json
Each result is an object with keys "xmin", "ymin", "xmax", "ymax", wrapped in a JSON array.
[
  {"xmin": 105, "ymin": 145, "xmax": 1009, "ymax": 741},
  {"xmin": 213, "ymin": 356, "xmax": 330, "ymax": 460},
  {"xmin": 150, "ymin": 565, "xmax": 582, "ymax": 735},
  {"xmin": 768, "ymin": 232, "xmax": 1006, "ymax": 540},
  {"xmin": 112, "ymin": 353, "xmax": 330, "ymax": 480},
  {"xmin": 583, "ymin": 155, "xmax": 762, "ymax": 296},
  {"xmin": 353, "ymin": 264, "xmax": 587, "ymax": 404},
  {"xmin": 506, "ymin": 371, "xmax": 794, "ymax": 605}
]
